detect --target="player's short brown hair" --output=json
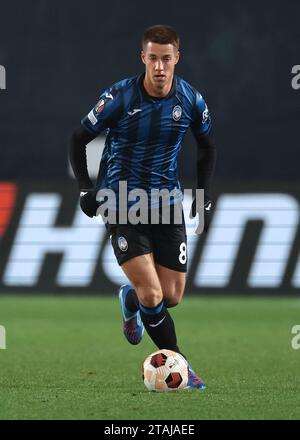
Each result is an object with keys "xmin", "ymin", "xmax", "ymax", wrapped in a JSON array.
[{"xmin": 142, "ymin": 25, "xmax": 180, "ymax": 50}]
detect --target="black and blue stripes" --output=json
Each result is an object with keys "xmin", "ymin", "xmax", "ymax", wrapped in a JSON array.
[
  {"xmin": 139, "ymin": 301, "xmax": 164, "ymax": 315},
  {"xmin": 81, "ymin": 74, "xmax": 211, "ymax": 207}
]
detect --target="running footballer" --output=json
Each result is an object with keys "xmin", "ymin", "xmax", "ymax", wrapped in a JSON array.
[{"xmin": 69, "ymin": 25, "xmax": 217, "ymax": 388}]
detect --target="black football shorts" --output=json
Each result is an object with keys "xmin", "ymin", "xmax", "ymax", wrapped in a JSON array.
[{"xmin": 106, "ymin": 221, "xmax": 187, "ymax": 273}]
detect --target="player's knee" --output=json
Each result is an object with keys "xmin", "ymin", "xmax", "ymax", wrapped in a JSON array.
[
  {"xmin": 136, "ymin": 286, "xmax": 163, "ymax": 308},
  {"xmin": 165, "ymin": 297, "xmax": 179, "ymax": 308},
  {"xmin": 163, "ymin": 282, "xmax": 185, "ymax": 308},
  {"xmin": 165, "ymin": 294, "xmax": 181, "ymax": 308}
]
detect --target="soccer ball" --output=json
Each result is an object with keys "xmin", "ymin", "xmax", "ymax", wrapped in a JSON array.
[{"xmin": 142, "ymin": 349, "xmax": 188, "ymax": 392}]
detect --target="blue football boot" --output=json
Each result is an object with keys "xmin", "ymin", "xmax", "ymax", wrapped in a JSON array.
[{"xmin": 118, "ymin": 284, "xmax": 144, "ymax": 345}]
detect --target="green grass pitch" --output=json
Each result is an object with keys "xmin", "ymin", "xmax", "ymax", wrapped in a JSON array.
[{"xmin": 0, "ymin": 295, "xmax": 300, "ymax": 420}]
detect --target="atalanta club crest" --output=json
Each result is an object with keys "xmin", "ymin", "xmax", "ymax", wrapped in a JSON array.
[
  {"xmin": 118, "ymin": 236, "xmax": 128, "ymax": 252},
  {"xmin": 172, "ymin": 105, "xmax": 182, "ymax": 121}
]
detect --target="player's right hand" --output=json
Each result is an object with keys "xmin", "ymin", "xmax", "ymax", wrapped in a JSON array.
[
  {"xmin": 79, "ymin": 189, "xmax": 98, "ymax": 218},
  {"xmin": 189, "ymin": 195, "xmax": 213, "ymax": 234}
]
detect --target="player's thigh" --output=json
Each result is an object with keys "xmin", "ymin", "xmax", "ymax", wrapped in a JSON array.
[
  {"xmin": 152, "ymin": 223, "xmax": 187, "ymax": 307},
  {"xmin": 155, "ymin": 263, "xmax": 186, "ymax": 307},
  {"xmin": 152, "ymin": 223, "xmax": 188, "ymax": 273},
  {"xmin": 121, "ymin": 253, "xmax": 163, "ymax": 307},
  {"xmin": 107, "ymin": 223, "xmax": 162, "ymax": 306},
  {"xmin": 108, "ymin": 223, "xmax": 152, "ymax": 268}
]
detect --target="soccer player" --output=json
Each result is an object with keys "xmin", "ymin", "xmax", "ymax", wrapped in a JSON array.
[{"xmin": 69, "ymin": 25, "xmax": 216, "ymax": 389}]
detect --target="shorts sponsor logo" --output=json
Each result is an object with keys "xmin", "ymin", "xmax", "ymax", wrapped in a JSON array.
[
  {"xmin": 172, "ymin": 105, "xmax": 182, "ymax": 121},
  {"xmin": 118, "ymin": 236, "xmax": 128, "ymax": 252}
]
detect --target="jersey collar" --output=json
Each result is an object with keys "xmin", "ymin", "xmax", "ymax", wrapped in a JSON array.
[{"xmin": 136, "ymin": 73, "xmax": 177, "ymax": 102}]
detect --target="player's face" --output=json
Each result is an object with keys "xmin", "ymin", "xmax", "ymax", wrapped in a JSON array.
[{"xmin": 141, "ymin": 42, "xmax": 180, "ymax": 95}]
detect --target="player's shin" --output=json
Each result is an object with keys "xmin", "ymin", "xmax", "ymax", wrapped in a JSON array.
[{"xmin": 139, "ymin": 301, "xmax": 184, "ymax": 356}]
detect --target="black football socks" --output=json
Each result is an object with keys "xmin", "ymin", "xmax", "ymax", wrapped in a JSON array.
[{"xmin": 139, "ymin": 300, "xmax": 182, "ymax": 354}]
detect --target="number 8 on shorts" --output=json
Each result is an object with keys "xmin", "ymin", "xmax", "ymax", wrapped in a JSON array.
[{"xmin": 179, "ymin": 242, "xmax": 187, "ymax": 265}]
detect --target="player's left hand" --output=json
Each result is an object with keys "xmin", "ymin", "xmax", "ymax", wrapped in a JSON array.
[
  {"xmin": 190, "ymin": 195, "xmax": 213, "ymax": 233},
  {"xmin": 79, "ymin": 188, "xmax": 98, "ymax": 217}
]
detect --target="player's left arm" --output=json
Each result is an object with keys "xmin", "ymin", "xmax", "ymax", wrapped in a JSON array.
[
  {"xmin": 69, "ymin": 87, "xmax": 120, "ymax": 217},
  {"xmin": 190, "ymin": 93, "xmax": 217, "ymax": 232}
]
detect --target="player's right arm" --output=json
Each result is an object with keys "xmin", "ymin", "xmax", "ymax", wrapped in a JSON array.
[
  {"xmin": 68, "ymin": 87, "xmax": 120, "ymax": 217},
  {"xmin": 69, "ymin": 126, "xmax": 95, "ymax": 191},
  {"xmin": 69, "ymin": 126, "xmax": 98, "ymax": 217},
  {"xmin": 189, "ymin": 92, "xmax": 217, "ymax": 232}
]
